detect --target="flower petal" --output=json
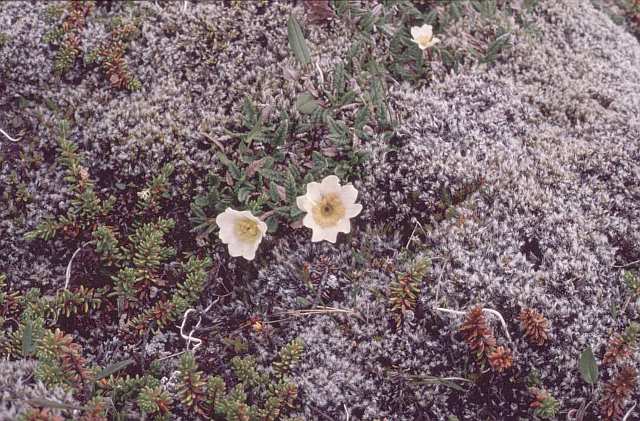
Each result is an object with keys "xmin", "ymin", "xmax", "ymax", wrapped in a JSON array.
[
  {"xmin": 302, "ymin": 212, "xmax": 315, "ymax": 229},
  {"xmin": 336, "ymin": 218, "xmax": 351, "ymax": 234},
  {"xmin": 311, "ymin": 226, "xmax": 339, "ymax": 243},
  {"xmin": 218, "ymin": 224, "xmax": 234, "ymax": 244},
  {"xmin": 241, "ymin": 243, "xmax": 258, "ymax": 261},
  {"xmin": 216, "ymin": 208, "xmax": 239, "ymax": 244},
  {"xmin": 340, "ymin": 184, "xmax": 359, "ymax": 205},
  {"xmin": 323, "ymin": 226, "xmax": 340, "ymax": 243},
  {"xmin": 320, "ymin": 175, "xmax": 341, "ymax": 195},
  {"xmin": 257, "ymin": 220, "xmax": 268, "ymax": 235},
  {"xmin": 421, "ymin": 24, "xmax": 433, "ymax": 39},
  {"xmin": 227, "ymin": 240, "xmax": 244, "ymax": 258},
  {"xmin": 410, "ymin": 26, "xmax": 421, "ymax": 40},
  {"xmin": 296, "ymin": 195, "xmax": 313, "ymax": 212},
  {"xmin": 215, "ymin": 208, "xmax": 231, "ymax": 228},
  {"xmin": 227, "ymin": 239, "xmax": 259, "ymax": 261},
  {"xmin": 306, "ymin": 181, "xmax": 322, "ymax": 202},
  {"xmin": 346, "ymin": 203, "xmax": 363, "ymax": 218},
  {"xmin": 311, "ymin": 228, "xmax": 324, "ymax": 242}
]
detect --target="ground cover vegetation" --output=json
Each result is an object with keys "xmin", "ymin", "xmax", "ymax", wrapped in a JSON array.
[{"xmin": 1, "ymin": 0, "xmax": 640, "ymax": 420}]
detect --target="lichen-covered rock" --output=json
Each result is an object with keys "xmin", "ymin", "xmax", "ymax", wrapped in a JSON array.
[
  {"xmin": 242, "ymin": 0, "xmax": 640, "ymax": 418},
  {"xmin": 0, "ymin": 359, "xmax": 79, "ymax": 420},
  {"xmin": 0, "ymin": 0, "xmax": 353, "ymax": 287},
  {"xmin": 2, "ymin": 0, "xmax": 640, "ymax": 419}
]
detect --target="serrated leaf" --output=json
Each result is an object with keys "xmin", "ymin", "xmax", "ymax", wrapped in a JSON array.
[
  {"xmin": 334, "ymin": 0, "xmax": 349, "ymax": 16},
  {"xmin": 241, "ymin": 96, "xmax": 258, "ymax": 128},
  {"xmin": 245, "ymin": 157, "xmax": 267, "ymax": 179},
  {"xmin": 326, "ymin": 116, "xmax": 349, "ymax": 145},
  {"xmin": 333, "ymin": 62, "xmax": 345, "ymax": 95},
  {"xmin": 482, "ymin": 32, "xmax": 510, "ymax": 64},
  {"xmin": 269, "ymin": 181, "xmax": 282, "ymax": 202},
  {"xmin": 578, "ymin": 347, "xmax": 598, "ymax": 385},
  {"xmin": 358, "ymin": 12, "xmax": 376, "ymax": 32},
  {"xmin": 290, "ymin": 206, "xmax": 304, "ymax": 218},
  {"xmin": 337, "ymin": 90, "xmax": 357, "ymax": 107},
  {"xmin": 296, "ymin": 93, "xmax": 320, "ymax": 115},
  {"xmin": 273, "ymin": 118, "xmax": 289, "ymax": 146},
  {"xmin": 243, "ymin": 121, "xmax": 265, "ymax": 145},
  {"xmin": 96, "ymin": 359, "xmax": 134, "ymax": 380},
  {"xmin": 22, "ymin": 319, "xmax": 34, "ymax": 356},
  {"xmin": 288, "ymin": 14, "xmax": 311, "ymax": 65},
  {"xmin": 217, "ymin": 152, "xmax": 242, "ymax": 180},
  {"xmin": 266, "ymin": 216, "xmax": 279, "ymax": 233},
  {"xmin": 354, "ymin": 107, "xmax": 369, "ymax": 131},
  {"xmin": 237, "ymin": 186, "xmax": 252, "ymax": 203},
  {"xmin": 285, "ymin": 170, "xmax": 298, "ymax": 203}
]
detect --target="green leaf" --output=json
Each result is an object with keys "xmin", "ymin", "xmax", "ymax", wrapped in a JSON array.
[
  {"xmin": 448, "ymin": 2, "xmax": 462, "ymax": 22},
  {"xmin": 578, "ymin": 347, "xmax": 598, "ymax": 385},
  {"xmin": 311, "ymin": 151, "xmax": 329, "ymax": 174},
  {"xmin": 326, "ymin": 116, "xmax": 349, "ymax": 145},
  {"xmin": 354, "ymin": 106, "xmax": 369, "ymax": 131},
  {"xmin": 285, "ymin": 169, "xmax": 298, "ymax": 203},
  {"xmin": 333, "ymin": 62, "xmax": 346, "ymax": 95},
  {"xmin": 269, "ymin": 180, "xmax": 281, "ymax": 203},
  {"xmin": 21, "ymin": 319, "xmax": 34, "ymax": 356},
  {"xmin": 482, "ymin": 31, "xmax": 511, "ymax": 64},
  {"xmin": 290, "ymin": 206, "xmax": 304, "ymax": 218},
  {"xmin": 217, "ymin": 152, "xmax": 242, "ymax": 180},
  {"xmin": 273, "ymin": 117, "xmax": 289, "ymax": 146},
  {"xmin": 237, "ymin": 186, "xmax": 252, "ymax": 203},
  {"xmin": 96, "ymin": 359, "xmax": 135, "ymax": 380},
  {"xmin": 296, "ymin": 93, "xmax": 320, "ymax": 115},
  {"xmin": 242, "ymin": 121, "xmax": 265, "ymax": 145},
  {"xmin": 358, "ymin": 12, "xmax": 376, "ymax": 33},
  {"xmin": 334, "ymin": 0, "xmax": 349, "ymax": 16},
  {"xmin": 287, "ymin": 14, "xmax": 311, "ymax": 65},
  {"xmin": 241, "ymin": 96, "xmax": 258, "ymax": 128},
  {"xmin": 266, "ymin": 216, "xmax": 279, "ymax": 233}
]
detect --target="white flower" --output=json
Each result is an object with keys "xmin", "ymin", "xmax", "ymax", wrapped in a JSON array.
[
  {"xmin": 215, "ymin": 208, "xmax": 267, "ymax": 261},
  {"xmin": 410, "ymin": 24, "xmax": 440, "ymax": 50},
  {"xmin": 296, "ymin": 175, "xmax": 363, "ymax": 243}
]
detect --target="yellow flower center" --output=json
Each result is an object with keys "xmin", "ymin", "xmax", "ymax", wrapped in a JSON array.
[
  {"xmin": 416, "ymin": 34, "xmax": 431, "ymax": 46},
  {"xmin": 234, "ymin": 217, "xmax": 261, "ymax": 242},
  {"xmin": 312, "ymin": 193, "xmax": 345, "ymax": 228}
]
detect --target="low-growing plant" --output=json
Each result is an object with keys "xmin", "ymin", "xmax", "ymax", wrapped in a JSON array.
[
  {"xmin": 388, "ymin": 256, "xmax": 429, "ymax": 328},
  {"xmin": 603, "ymin": 322, "xmax": 640, "ymax": 366},
  {"xmin": 43, "ymin": 1, "xmax": 93, "ymax": 75},
  {"xmin": 518, "ymin": 307, "xmax": 550, "ymax": 346},
  {"xmin": 459, "ymin": 306, "xmax": 497, "ymax": 362},
  {"xmin": 176, "ymin": 338, "xmax": 303, "ymax": 420},
  {"xmin": 599, "ymin": 365, "xmax": 637, "ymax": 421},
  {"xmin": 22, "ymin": 123, "xmax": 212, "ymax": 350},
  {"xmin": 43, "ymin": 1, "xmax": 140, "ymax": 90},
  {"xmin": 529, "ymin": 387, "xmax": 561, "ymax": 419},
  {"xmin": 85, "ymin": 17, "xmax": 141, "ymax": 91}
]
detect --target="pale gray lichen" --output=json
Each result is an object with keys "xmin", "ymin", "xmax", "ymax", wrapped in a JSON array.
[
  {"xmin": 0, "ymin": 359, "xmax": 79, "ymax": 419},
  {"xmin": 2, "ymin": 0, "xmax": 640, "ymax": 419}
]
